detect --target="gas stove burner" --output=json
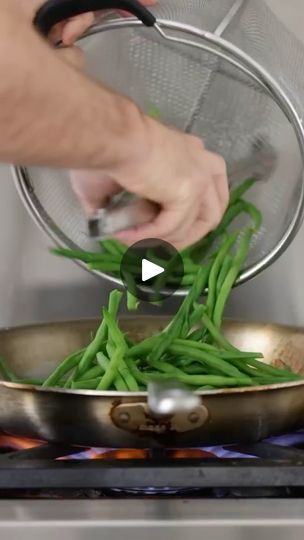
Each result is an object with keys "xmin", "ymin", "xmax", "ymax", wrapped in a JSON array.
[
  {"xmin": 109, "ymin": 486, "xmax": 202, "ymax": 496},
  {"xmin": 2, "ymin": 431, "xmax": 304, "ymax": 498}
]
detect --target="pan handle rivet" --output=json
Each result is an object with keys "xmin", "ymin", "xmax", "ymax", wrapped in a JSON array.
[
  {"xmin": 119, "ymin": 412, "xmax": 130, "ymax": 425},
  {"xmin": 188, "ymin": 412, "xmax": 199, "ymax": 424}
]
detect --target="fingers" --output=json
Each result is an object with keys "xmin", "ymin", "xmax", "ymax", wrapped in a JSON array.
[
  {"xmin": 48, "ymin": 0, "xmax": 157, "ymax": 47},
  {"xmin": 70, "ymin": 171, "xmax": 121, "ymax": 216},
  {"xmin": 60, "ymin": 1, "xmax": 156, "ymax": 46},
  {"xmin": 61, "ymin": 12, "xmax": 95, "ymax": 46},
  {"xmin": 114, "ymin": 188, "xmax": 197, "ymax": 245},
  {"xmin": 115, "ymin": 161, "xmax": 228, "ymax": 249}
]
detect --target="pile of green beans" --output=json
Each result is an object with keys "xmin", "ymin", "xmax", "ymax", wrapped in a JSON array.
[
  {"xmin": 0, "ymin": 283, "xmax": 301, "ymax": 391},
  {"xmin": 0, "ymin": 177, "xmax": 302, "ymax": 391},
  {"xmin": 51, "ymin": 177, "xmax": 260, "ymax": 292}
]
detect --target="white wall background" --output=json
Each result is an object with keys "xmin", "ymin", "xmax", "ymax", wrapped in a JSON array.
[{"xmin": 0, "ymin": 0, "xmax": 304, "ymax": 326}]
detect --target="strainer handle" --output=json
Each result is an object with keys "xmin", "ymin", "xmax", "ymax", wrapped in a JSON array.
[{"xmin": 34, "ymin": 0, "xmax": 156, "ymax": 36}]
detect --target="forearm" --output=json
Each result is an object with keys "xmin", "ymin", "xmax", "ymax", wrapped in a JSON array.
[{"xmin": 0, "ymin": 0, "xmax": 147, "ymax": 169}]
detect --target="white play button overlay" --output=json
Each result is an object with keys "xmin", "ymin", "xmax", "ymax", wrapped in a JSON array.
[
  {"xmin": 120, "ymin": 238, "xmax": 184, "ymax": 302},
  {"xmin": 141, "ymin": 258, "xmax": 165, "ymax": 282}
]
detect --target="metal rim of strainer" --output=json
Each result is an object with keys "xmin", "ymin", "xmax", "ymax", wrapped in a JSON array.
[{"xmin": 13, "ymin": 18, "xmax": 304, "ymax": 296}]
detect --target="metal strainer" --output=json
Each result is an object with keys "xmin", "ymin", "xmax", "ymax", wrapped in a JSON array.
[{"xmin": 13, "ymin": 0, "xmax": 304, "ymax": 294}]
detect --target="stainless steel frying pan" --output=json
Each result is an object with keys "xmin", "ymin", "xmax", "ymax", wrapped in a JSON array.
[{"xmin": 0, "ymin": 317, "xmax": 304, "ymax": 448}]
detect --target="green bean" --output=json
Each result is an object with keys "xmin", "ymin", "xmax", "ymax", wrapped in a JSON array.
[
  {"xmin": 100, "ymin": 239, "xmax": 126, "ymax": 257},
  {"xmin": 117, "ymin": 360, "xmax": 139, "ymax": 391},
  {"xmin": 213, "ymin": 229, "xmax": 253, "ymax": 329},
  {"xmin": 78, "ymin": 365, "xmax": 104, "ymax": 381},
  {"xmin": 243, "ymin": 357, "xmax": 299, "ymax": 379},
  {"xmin": 182, "ymin": 200, "xmax": 246, "ymax": 263},
  {"xmin": 147, "ymin": 360, "xmax": 253, "ymax": 387},
  {"xmin": 213, "ymin": 201, "xmax": 247, "ymax": 237},
  {"xmin": 227, "ymin": 356, "xmax": 299, "ymax": 381},
  {"xmin": 152, "ymin": 253, "xmax": 181, "ymax": 302},
  {"xmin": 187, "ymin": 328, "xmax": 205, "ymax": 341},
  {"xmin": 142, "ymin": 282, "xmax": 192, "ymax": 364},
  {"xmin": 147, "ymin": 331, "xmax": 179, "ymax": 365},
  {"xmin": 94, "ymin": 310, "xmax": 129, "ymax": 390},
  {"xmin": 88, "ymin": 262, "xmax": 138, "ymax": 273},
  {"xmin": 97, "ymin": 352, "xmax": 128, "ymax": 391},
  {"xmin": 167, "ymin": 275, "xmax": 197, "ymax": 287},
  {"xmin": 109, "ymin": 240, "xmax": 127, "ymax": 256},
  {"xmin": 77, "ymin": 290, "xmax": 123, "ymax": 376},
  {"xmin": 189, "ymin": 304, "xmax": 206, "ymax": 330},
  {"xmin": 229, "ymin": 177, "xmax": 256, "ymax": 205},
  {"xmin": 179, "ymin": 266, "xmax": 211, "ymax": 337},
  {"xmin": 105, "ymin": 340, "xmax": 138, "ymax": 391},
  {"xmin": 72, "ymin": 378, "xmax": 102, "ymax": 390},
  {"xmin": 124, "ymin": 269, "xmax": 140, "ymax": 310},
  {"xmin": 102, "ymin": 309, "xmax": 128, "ymax": 352},
  {"xmin": 124, "ymin": 357, "xmax": 149, "ymax": 386},
  {"xmin": 0, "ymin": 356, "xmax": 18, "ymax": 381},
  {"xmin": 51, "ymin": 247, "xmax": 114, "ymax": 264},
  {"xmin": 241, "ymin": 200, "xmax": 262, "ymax": 231},
  {"xmin": 181, "ymin": 275, "xmax": 197, "ymax": 287},
  {"xmin": 127, "ymin": 336, "xmax": 159, "ymax": 358},
  {"xmin": 96, "ymin": 346, "xmax": 125, "ymax": 390},
  {"xmin": 206, "ymin": 233, "xmax": 238, "ymax": 318},
  {"xmin": 146, "ymin": 269, "xmax": 210, "ymax": 365},
  {"xmin": 174, "ymin": 339, "xmax": 263, "ymax": 359},
  {"xmin": 168, "ymin": 343, "xmax": 246, "ymax": 378},
  {"xmin": 181, "ymin": 261, "xmax": 202, "ymax": 274},
  {"xmin": 15, "ymin": 378, "xmax": 44, "ymax": 386},
  {"xmin": 182, "ymin": 364, "xmax": 209, "ymax": 375},
  {"xmin": 64, "ymin": 372, "xmax": 77, "ymax": 388},
  {"xmin": 216, "ymin": 254, "xmax": 233, "ymax": 296},
  {"xmin": 199, "ymin": 311, "xmax": 237, "ymax": 351},
  {"xmin": 147, "ymin": 250, "xmax": 199, "ymax": 276},
  {"xmin": 127, "ymin": 291, "xmax": 140, "ymax": 311},
  {"xmin": 42, "ymin": 348, "xmax": 85, "ymax": 388}
]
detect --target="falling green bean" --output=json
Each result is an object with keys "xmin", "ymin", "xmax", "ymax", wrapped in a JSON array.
[
  {"xmin": 206, "ymin": 233, "xmax": 238, "ymax": 318},
  {"xmin": 216, "ymin": 254, "xmax": 233, "ymax": 296},
  {"xmin": 213, "ymin": 229, "xmax": 253, "ymax": 329},
  {"xmin": 77, "ymin": 290, "xmax": 123, "ymax": 377},
  {"xmin": 229, "ymin": 177, "xmax": 256, "ymax": 205}
]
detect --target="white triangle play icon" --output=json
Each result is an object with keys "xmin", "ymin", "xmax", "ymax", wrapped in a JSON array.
[{"xmin": 141, "ymin": 259, "xmax": 165, "ymax": 282}]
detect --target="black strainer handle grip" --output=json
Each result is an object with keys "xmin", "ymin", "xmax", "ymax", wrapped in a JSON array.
[{"xmin": 34, "ymin": 0, "xmax": 156, "ymax": 36}]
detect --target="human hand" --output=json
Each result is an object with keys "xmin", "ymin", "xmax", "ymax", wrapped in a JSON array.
[
  {"xmin": 28, "ymin": 0, "xmax": 157, "ymax": 45},
  {"xmin": 72, "ymin": 119, "xmax": 229, "ymax": 250}
]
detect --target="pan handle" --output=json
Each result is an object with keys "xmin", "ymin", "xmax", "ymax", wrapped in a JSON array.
[
  {"xmin": 111, "ymin": 381, "xmax": 209, "ymax": 434},
  {"xmin": 34, "ymin": 0, "xmax": 156, "ymax": 36}
]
